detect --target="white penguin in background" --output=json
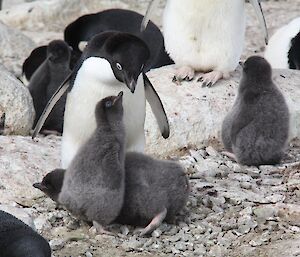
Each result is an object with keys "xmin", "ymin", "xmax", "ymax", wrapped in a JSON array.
[
  {"xmin": 142, "ymin": 0, "xmax": 268, "ymax": 87},
  {"xmin": 32, "ymin": 32, "xmax": 170, "ymax": 169},
  {"xmin": 265, "ymin": 17, "xmax": 300, "ymax": 69}
]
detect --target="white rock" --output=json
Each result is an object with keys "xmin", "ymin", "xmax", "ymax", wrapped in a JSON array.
[
  {"xmin": 0, "ymin": 21, "xmax": 35, "ymax": 76},
  {"xmin": 145, "ymin": 66, "xmax": 300, "ymax": 157},
  {"xmin": 0, "ymin": 65, "xmax": 34, "ymax": 135},
  {"xmin": 0, "ymin": 135, "xmax": 60, "ymax": 204},
  {"xmin": 0, "ymin": 204, "xmax": 35, "ymax": 229},
  {"xmin": 0, "ymin": 0, "xmax": 128, "ymax": 32},
  {"xmin": 277, "ymin": 203, "xmax": 300, "ymax": 226}
]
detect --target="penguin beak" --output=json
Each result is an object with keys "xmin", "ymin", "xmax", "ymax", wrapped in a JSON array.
[
  {"xmin": 33, "ymin": 182, "xmax": 47, "ymax": 191},
  {"xmin": 123, "ymin": 73, "xmax": 137, "ymax": 93},
  {"xmin": 113, "ymin": 91, "xmax": 123, "ymax": 105}
]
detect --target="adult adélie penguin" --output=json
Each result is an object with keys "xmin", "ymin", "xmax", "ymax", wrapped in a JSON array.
[
  {"xmin": 141, "ymin": 0, "xmax": 269, "ymax": 86},
  {"xmin": 32, "ymin": 32, "xmax": 170, "ymax": 169}
]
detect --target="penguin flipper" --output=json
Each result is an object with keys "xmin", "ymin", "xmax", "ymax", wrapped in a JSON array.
[
  {"xmin": 143, "ymin": 73, "xmax": 170, "ymax": 139},
  {"xmin": 141, "ymin": 0, "xmax": 160, "ymax": 31},
  {"xmin": 249, "ymin": 0, "xmax": 269, "ymax": 45},
  {"xmin": 32, "ymin": 72, "xmax": 72, "ymax": 139}
]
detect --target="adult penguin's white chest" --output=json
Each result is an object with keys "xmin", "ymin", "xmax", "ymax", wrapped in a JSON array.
[
  {"xmin": 163, "ymin": 0, "xmax": 246, "ymax": 72},
  {"xmin": 61, "ymin": 57, "xmax": 146, "ymax": 168}
]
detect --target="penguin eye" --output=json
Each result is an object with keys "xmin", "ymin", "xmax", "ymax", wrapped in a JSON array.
[
  {"xmin": 116, "ymin": 63, "xmax": 123, "ymax": 71},
  {"xmin": 105, "ymin": 100, "xmax": 113, "ymax": 108}
]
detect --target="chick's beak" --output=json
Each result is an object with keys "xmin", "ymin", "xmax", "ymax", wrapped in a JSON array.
[
  {"xmin": 33, "ymin": 182, "xmax": 47, "ymax": 191},
  {"xmin": 112, "ymin": 91, "xmax": 123, "ymax": 105}
]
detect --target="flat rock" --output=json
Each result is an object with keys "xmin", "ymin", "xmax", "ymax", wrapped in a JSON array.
[
  {"xmin": 145, "ymin": 66, "xmax": 300, "ymax": 157},
  {"xmin": 0, "ymin": 0, "xmax": 129, "ymax": 32},
  {"xmin": 0, "ymin": 204, "xmax": 35, "ymax": 229},
  {"xmin": 0, "ymin": 65, "xmax": 34, "ymax": 135},
  {"xmin": 0, "ymin": 21, "xmax": 35, "ymax": 76},
  {"xmin": 277, "ymin": 203, "xmax": 300, "ymax": 226},
  {"xmin": 0, "ymin": 135, "xmax": 60, "ymax": 204}
]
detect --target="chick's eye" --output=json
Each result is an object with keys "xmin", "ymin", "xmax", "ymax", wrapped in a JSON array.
[
  {"xmin": 105, "ymin": 101, "xmax": 113, "ymax": 108},
  {"xmin": 116, "ymin": 63, "xmax": 122, "ymax": 71}
]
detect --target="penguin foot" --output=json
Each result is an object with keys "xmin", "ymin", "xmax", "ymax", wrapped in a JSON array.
[
  {"xmin": 198, "ymin": 71, "xmax": 224, "ymax": 87},
  {"xmin": 172, "ymin": 66, "xmax": 195, "ymax": 83},
  {"xmin": 222, "ymin": 151, "xmax": 237, "ymax": 162},
  {"xmin": 139, "ymin": 208, "xmax": 167, "ymax": 236}
]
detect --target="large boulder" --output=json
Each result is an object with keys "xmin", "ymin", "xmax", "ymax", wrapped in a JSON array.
[
  {"xmin": 0, "ymin": 0, "xmax": 129, "ymax": 32},
  {"xmin": 0, "ymin": 135, "xmax": 60, "ymax": 204},
  {"xmin": 0, "ymin": 65, "xmax": 35, "ymax": 135},
  {"xmin": 145, "ymin": 66, "xmax": 300, "ymax": 157},
  {"xmin": 0, "ymin": 21, "xmax": 35, "ymax": 76}
]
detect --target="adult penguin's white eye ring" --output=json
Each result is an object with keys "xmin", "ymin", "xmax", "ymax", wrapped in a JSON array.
[{"xmin": 116, "ymin": 63, "xmax": 123, "ymax": 71}]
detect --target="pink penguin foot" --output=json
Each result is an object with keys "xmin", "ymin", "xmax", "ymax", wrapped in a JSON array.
[
  {"xmin": 197, "ymin": 71, "xmax": 226, "ymax": 87},
  {"xmin": 172, "ymin": 66, "xmax": 195, "ymax": 83},
  {"xmin": 139, "ymin": 208, "xmax": 167, "ymax": 236}
]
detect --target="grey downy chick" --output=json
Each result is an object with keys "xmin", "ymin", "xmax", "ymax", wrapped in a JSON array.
[
  {"xmin": 28, "ymin": 40, "xmax": 71, "ymax": 134},
  {"xmin": 221, "ymin": 56, "xmax": 289, "ymax": 166},
  {"xmin": 58, "ymin": 92, "xmax": 125, "ymax": 230},
  {"xmin": 115, "ymin": 152, "xmax": 189, "ymax": 236}
]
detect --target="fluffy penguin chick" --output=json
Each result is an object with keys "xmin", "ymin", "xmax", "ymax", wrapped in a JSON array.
[
  {"xmin": 0, "ymin": 210, "xmax": 51, "ymax": 257},
  {"xmin": 28, "ymin": 40, "xmax": 71, "ymax": 134},
  {"xmin": 33, "ymin": 169, "xmax": 65, "ymax": 202},
  {"xmin": 115, "ymin": 152, "xmax": 189, "ymax": 236},
  {"xmin": 58, "ymin": 92, "xmax": 125, "ymax": 230},
  {"xmin": 265, "ymin": 17, "xmax": 300, "ymax": 69},
  {"xmin": 221, "ymin": 56, "xmax": 290, "ymax": 166}
]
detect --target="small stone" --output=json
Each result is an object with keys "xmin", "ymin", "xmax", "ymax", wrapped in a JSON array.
[
  {"xmin": 151, "ymin": 229, "xmax": 162, "ymax": 238},
  {"xmin": 189, "ymin": 149, "xmax": 205, "ymax": 162},
  {"xmin": 151, "ymin": 242, "xmax": 163, "ymax": 250},
  {"xmin": 259, "ymin": 165, "xmax": 279, "ymax": 174},
  {"xmin": 171, "ymin": 247, "xmax": 181, "ymax": 254},
  {"xmin": 262, "ymin": 178, "xmax": 283, "ymax": 186},
  {"xmin": 249, "ymin": 232, "xmax": 270, "ymax": 247},
  {"xmin": 208, "ymin": 245, "xmax": 224, "ymax": 257},
  {"xmin": 238, "ymin": 224, "xmax": 251, "ymax": 235},
  {"xmin": 120, "ymin": 225, "xmax": 129, "ymax": 236},
  {"xmin": 194, "ymin": 244, "xmax": 206, "ymax": 255},
  {"xmin": 165, "ymin": 226, "xmax": 179, "ymax": 236},
  {"xmin": 253, "ymin": 206, "xmax": 278, "ymax": 222},
  {"xmin": 34, "ymin": 215, "xmax": 52, "ymax": 231},
  {"xmin": 85, "ymin": 251, "xmax": 93, "ymax": 257},
  {"xmin": 49, "ymin": 239, "xmax": 65, "ymax": 250},
  {"xmin": 122, "ymin": 239, "xmax": 143, "ymax": 251},
  {"xmin": 206, "ymin": 146, "xmax": 219, "ymax": 157},
  {"xmin": 289, "ymin": 226, "xmax": 300, "ymax": 232},
  {"xmin": 240, "ymin": 182, "xmax": 252, "ymax": 190},
  {"xmin": 240, "ymin": 206, "xmax": 253, "ymax": 216},
  {"xmin": 66, "ymin": 219, "xmax": 80, "ymax": 230},
  {"xmin": 228, "ymin": 173, "xmax": 252, "ymax": 182},
  {"xmin": 266, "ymin": 194, "xmax": 285, "ymax": 203},
  {"xmin": 174, "ymin": 242, "xmax": 187, "ymax": 251}
]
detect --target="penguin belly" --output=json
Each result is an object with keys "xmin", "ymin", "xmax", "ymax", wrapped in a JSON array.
[
  {"xmin": 264, "ymin": 17, "xmax": 300, "ymax": 69},
  {"xmin": 61, "ymin": 59, "xmax": 146, "ymax": 168},
  {"xmin": 163, "ymin": 0, "xmax": 246, "ymax": 72}
]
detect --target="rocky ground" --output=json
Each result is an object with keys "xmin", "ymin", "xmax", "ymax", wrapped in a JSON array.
[{"xmin": 0, "ymin": 0, "xmax": 300, "ymax": 257}]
